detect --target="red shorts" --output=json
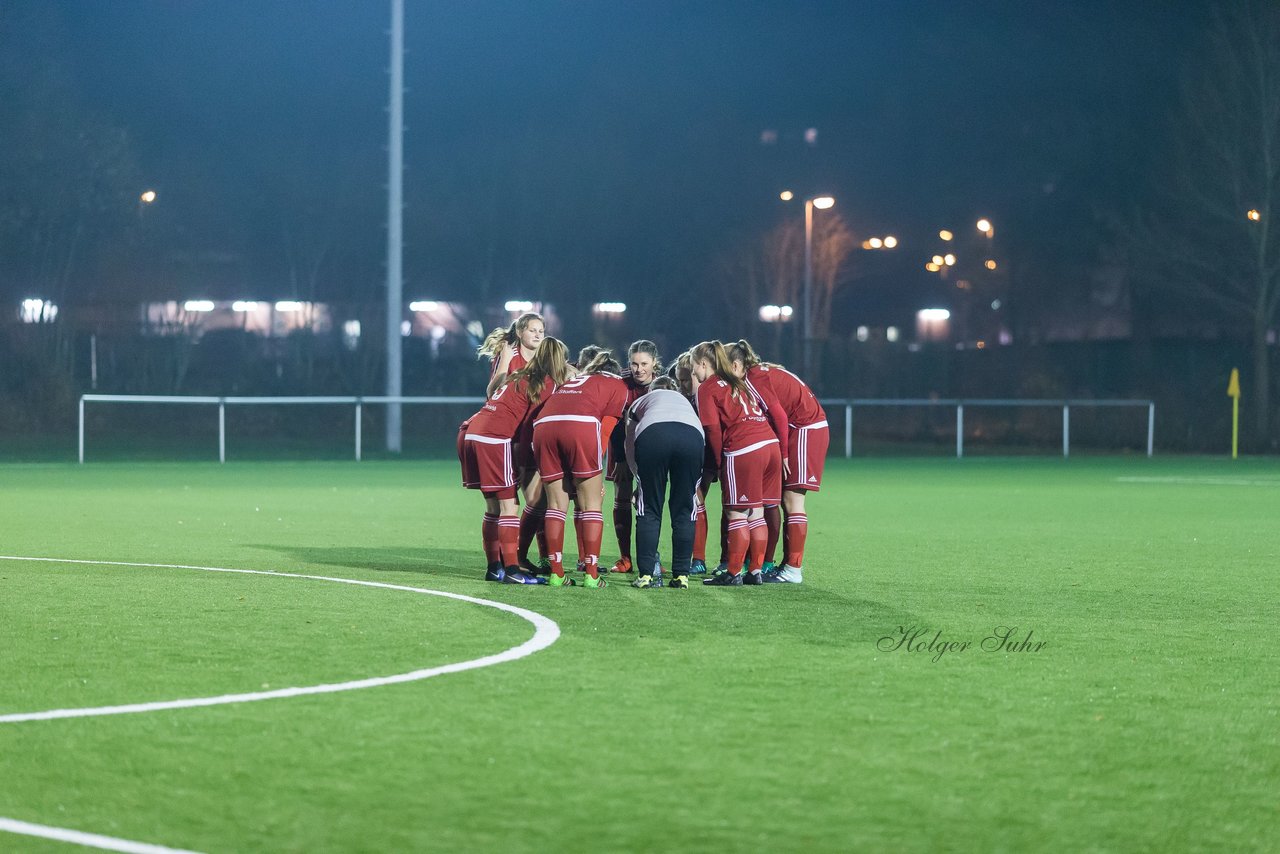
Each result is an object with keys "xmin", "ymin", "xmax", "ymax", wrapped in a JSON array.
[
  {"xmin": 785, "ymin": 420, "xmax": 829, "ymax": 491},
  {"xmin": 459, "ymin": 434, "xmax": 517, "ymax": 499},
  {"xmin": 721, "ymin": 439, "xmax": 782, "ymax": 509},
  {"xmin": 533, "ymin": 416, "xmax": 604, "ymax": 483}
]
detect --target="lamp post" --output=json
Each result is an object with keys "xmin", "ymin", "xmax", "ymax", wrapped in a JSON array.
[{"xmin": 802, "ymin": 195, "xmax": 835, "ymax": 381}]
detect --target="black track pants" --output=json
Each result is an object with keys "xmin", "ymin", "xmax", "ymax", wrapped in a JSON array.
[{"xmin": 632, "ymin": 422, "xmax": 704, "ymax": 576}]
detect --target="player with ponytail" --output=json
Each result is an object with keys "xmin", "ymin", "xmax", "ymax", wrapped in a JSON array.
[
  {"xmin": 689, "ymin": 340, "xmax": 788, "ymax": 586},
  {"xmin": 725, "ymin": 338, "xmax": 827, "ymax": 584}
]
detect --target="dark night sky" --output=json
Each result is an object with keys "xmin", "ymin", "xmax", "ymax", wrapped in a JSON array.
[{"xmin": 12, "ymin": 1, "xmax": 1214, "ymax": 323}]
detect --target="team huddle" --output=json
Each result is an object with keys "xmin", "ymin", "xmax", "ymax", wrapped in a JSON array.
[{"xmin": 457, "ymin": 312, "xmax": 828, "ymax": 589}]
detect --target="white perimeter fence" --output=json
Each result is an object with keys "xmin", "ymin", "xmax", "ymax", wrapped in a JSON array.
[{"xmin": 78, "ymin": 394, "xmax": 1156, "ymax": 463}]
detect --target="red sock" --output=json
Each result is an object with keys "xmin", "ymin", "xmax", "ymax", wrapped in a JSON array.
[
  {"xmin": 578, "ymin": 510, "xmax": 604, "ymax": 578},
  {"xmin": 498, "ymin": 514, "xmax": 520, "ymax": 568},
  {"xmin": 763, "ymin": 505, "xmax": 781, "ymax": 563},
  {"xmin": 613, "ymin": 499, "xmax": 632, "ymax": 560},
  {"xmin": 518, "ymin": 506, "xmax": 544, "ymax": 562},
  {"xmin": 725, "ymin": 518, "xmax": 749, "ymax": 575},
  {"xmin": 693, "ymin": 504, "xmax": 707, "ymax": 561},
  {"xmin": 482, "ymin": 513, "xmax": 501, "ymax": 565},
  {"xmin": 784, "ymin": 513, "xmax": 808, "ymax": 568},
  {"xmin": 747, "ymin": 517, "xmax": 767, "ymax": 571},
  {"xmin": 543, "ymin": 508, "xmax": 567, "ymax": 576}
]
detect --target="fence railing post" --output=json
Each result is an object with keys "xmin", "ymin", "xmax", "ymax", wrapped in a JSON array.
[
  {"xmin": 845, "ymin": 403, "xmax": 853, "ymax": 458},
  {"xmin": 218, "ymin": 400, "xmax": 226, "ymax": 463},
  {"xmin": 355, "ymin": 401, "xmax": 363, "ymax": 461},
  {"xmin": 956, "ymin": 404, "xmax": 964, "ymax": 458},
  {"xmin": 1063, "ymin": 404, "xmax": 1070, "ymax": 458},
  {"xmin": 78, "ymin": 397, "xmax": 85, "ymax": 464}
]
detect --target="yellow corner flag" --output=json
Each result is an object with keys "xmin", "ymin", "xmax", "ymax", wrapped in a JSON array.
[{"xmin": 1227, "ymin": 368, "xmax": 1240, "ymax": 458}]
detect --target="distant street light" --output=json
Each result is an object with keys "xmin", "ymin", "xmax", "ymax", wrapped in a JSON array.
[
  {"xmin": 976, "ymin": 218, "xmax": 991, "ymax": 233},
  {"xmin": 939, "ymin": 229, "xmax": 954, "ymax": 241},
  {"xmin": 1247, "ymin": 209, "xmax": 1261, "ymax": 221},
  {"xmin": 883, "ymin": 235, "xmax": 898, "ymax": 248},
  {"xmin": 779, "ymin": 190, "xmax": 795, "ymax": 201},
  {"xmin": 140, "ymin": 190, "xmax": 157, "ymax": 204}
]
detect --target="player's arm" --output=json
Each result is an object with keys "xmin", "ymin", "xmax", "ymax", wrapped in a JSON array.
[{"xmin": 486, "ymin": 343, "xmax": 517, "ymax": 396}]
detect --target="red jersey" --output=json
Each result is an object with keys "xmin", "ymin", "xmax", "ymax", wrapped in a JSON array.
[
  {"xmin": 489, "ymin": 347, "xmax": 528, "ymax": 380},
  {"xmin": 696, "ymin": 376, "xmax": 789, "ymax": 465},
  {"xmin": 619, "ymin": 370, "xmax": 650, "ymax": 406},
  {"xmin": 535, "ymin": 372, "xmax": 629, "ymax": 423},
  {"xmin": 466, "ymin": 375, "xmax": 548, "ymax": 440},
  {"xmin": 746, "ymin": 364, "xmax": 825, "ymax": 428}
]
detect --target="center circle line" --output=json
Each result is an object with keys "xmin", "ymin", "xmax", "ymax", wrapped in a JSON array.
[{"xmin": 0, "ymin": 554, "xmax": 561, "ymax": 724}]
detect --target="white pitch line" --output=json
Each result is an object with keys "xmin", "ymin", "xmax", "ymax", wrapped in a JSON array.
[
  {"xmin": 0, "ymin": 817, "xmax": 202, "ymax": 854},
  {"xmin": 0, "ymin": 554, "xmax": 561, "ymax": 853},
  {"xmin": 0, "ymin": 555, "xmax": 561, "ymax": 724}
]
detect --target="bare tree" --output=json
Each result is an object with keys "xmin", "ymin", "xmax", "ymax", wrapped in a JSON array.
[
  {"xmin": 711, "ymin": 212, "xmax": 856, "ymax": 345},
  {"xmin": 1139, "ymin": 0, "xmax": 1280, "ymax": 440}
]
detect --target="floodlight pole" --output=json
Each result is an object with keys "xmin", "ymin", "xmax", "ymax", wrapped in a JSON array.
[
  {"xmin": 803, "ymin": 198, "xmax": 814, "ymax": 381},
  {"xmin": 384, "ymin": 0, "xmax": 405, "ymax": 453}
]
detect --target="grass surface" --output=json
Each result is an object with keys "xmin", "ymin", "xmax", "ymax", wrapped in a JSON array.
[{"xmin": 1, "ymin": 457, "xmax": 1278, "ymax": 852}]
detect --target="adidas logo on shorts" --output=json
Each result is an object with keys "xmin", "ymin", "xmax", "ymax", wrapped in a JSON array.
[
  {"xmin": 809, "ymin": 476, "xmax": 817, "ymax": 483},
  {"xmin": 739, "ymin": 494, "xmax": 748, "ymax": 502}
]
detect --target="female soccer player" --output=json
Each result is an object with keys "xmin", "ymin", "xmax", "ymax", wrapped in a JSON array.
[
  {"xmin": 533, "ymin": 351, "xmax": 630, "ymax": 588},
  {"xmin": 477, "ymin": 312, "xmax": 545, "ymax": 396},
  {"xmin": 477, "ymin": 312, "xmax": 549, "ymax": 571},
  {"xmin": 459, "ymin": 337, "xmax": 570, "ymax": 584},
  {"xmin": 726, "ymin": 339, "xmax": 828, "ymax": 584},
  {"xmin": 624, "ymin": 375, "xmax": 704, "ymax": 589},
  {"xmin": 690, "ymin": 340, "xmax": 788, "ymax": 585},
  {"xmin": 606, "ymin": 339, "xmax": 662, "ymax": 574}
]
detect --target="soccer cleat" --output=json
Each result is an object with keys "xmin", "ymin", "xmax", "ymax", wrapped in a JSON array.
[
  {"xmin": 631, "ymin": 573, "xmax": 663, "ymax": 589},
  {"xmin": 582, "ymin": 574, "xmax": 607, "ymax": 589},
  {"xmin": 501, "ymin": 567, "xmax": 544, "ymax": 585},
  {"xmin": 609, "ymin": 557, "xmax": 633, "ymax": 574},
  {"xmin": 743, "ymin": 570, "xmax": 764, "ymax": 585},
  {"xmin": 688, "ymin": 559, "xmax": 708, "ymax": 575},
  {"xmin": 760, "ymin": 560, "xmax": 777, "ymax": 574},
  {"xmin": 669, "ymin": 575, "xmax": 690, "ymax": 589},
  {"xmin": 711, "ymin": 561, "xmax": 729, "ymax": 577},
  {"xmin": 576, "ymin": 560, "xmax": 586, "ymax": 574},
  {"xmin": 484, "ymin": 565, "xmax": 507, "ymax": 583},
  {"xmin": 538, "ymin": 557, "xmax": 553, "ymax": 574},
  {"xmin": 762, "ymin": 565, "xmax": 804, "ymax": 584},
  {"xmin": 517, "ymin": 556, "xmax": 542, "ymax": 574},
  {"xmin": 548, "ymin": 573, "xmax": 576, "ymax": 587},
  {"xmin": 702, "ymin": 571, "xmax": 743, "ymax": 586}
]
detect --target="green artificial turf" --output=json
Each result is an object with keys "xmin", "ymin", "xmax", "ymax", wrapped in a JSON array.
[{"xmin": 1, "ymin": 458, "xmax": 1277, "ymax": 852}]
